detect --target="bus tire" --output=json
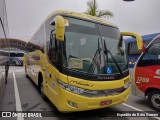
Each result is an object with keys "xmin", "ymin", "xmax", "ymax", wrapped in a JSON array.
[
  {"xmin": 148, "ymin": 90, "xmax": 160, "ymax": 111},
  {"xmin": 26, "ymin": 74, "xmax": 29, "ymax": 78},
  {"xmin": 39, "ymin": 74, "xmax": 47, "ymax": 100}
]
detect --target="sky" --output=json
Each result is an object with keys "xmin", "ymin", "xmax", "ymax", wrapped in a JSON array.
[{"xmin": 5, "ymin": 0, "xmax": 160, "ymax": 41}]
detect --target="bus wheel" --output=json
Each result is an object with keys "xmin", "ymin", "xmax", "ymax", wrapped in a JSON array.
[
  {"xmin": 148, "ymin": 90, "xmax": 160, "ymax": 111},
  {"xmin": 40, "ymin": 80, "xmax": 47, "ymax": 100}
]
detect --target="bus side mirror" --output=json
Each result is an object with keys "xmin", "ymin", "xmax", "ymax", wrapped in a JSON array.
[
  {"xmin": 55, "ymin": 16, "xmax": 65, "ymax": 41},
  {"xmin": 121, "ymin": 32, "xmax": 143, "ymax": 51},
  {"xmin": 142, "ymin": 43, "xmax": 146, "ymax": 52}
]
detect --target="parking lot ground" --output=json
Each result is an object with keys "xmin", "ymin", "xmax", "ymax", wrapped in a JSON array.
[{"xmin": 0, "ymin": 66, "xmax": 159, "ymax": 120}]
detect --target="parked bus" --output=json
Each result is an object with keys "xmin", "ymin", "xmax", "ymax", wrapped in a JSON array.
[
  {"xmin": 0, "ymin": 50, "xmax": 24, "ymax": 66},
  {"xmin": 24, "ymin": 10, "xmax": 143, "ymax": 112},
  {"xmin": 9, "ymin": 50, "xmax": 24, "ymax": 66},
  {"xmin": 125, "ymin": 33, "xmax": 160, "ymax": 68},
  {"xmin": 132, "ymin": 35, "xmax": 160, "ymax": 111}
]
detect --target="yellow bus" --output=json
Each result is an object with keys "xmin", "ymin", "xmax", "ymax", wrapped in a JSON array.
[{"xmin": 24, "ymin": 10, "xmax": 143, "ymax": 112}]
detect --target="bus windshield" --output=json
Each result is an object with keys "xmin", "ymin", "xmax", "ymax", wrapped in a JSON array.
[
  {"xmin": 10, "ymin": 53, "xmax": 24, "ymax": 57},
  {"xmin": 63, "ymin": 17, "xmax": 128, "ymax": 76}
]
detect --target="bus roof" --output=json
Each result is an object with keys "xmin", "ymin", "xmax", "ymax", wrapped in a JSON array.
[
  {"xmin": 30, "ymin": 10, "xmax": 118, "ymax": 42},
  {"xmin": 125, "ymin": 33, "xmax": 160, "ymax": 43},
  {"xmin": 45, "ymin": 10, "xmax": 117, "ymax": 28}
]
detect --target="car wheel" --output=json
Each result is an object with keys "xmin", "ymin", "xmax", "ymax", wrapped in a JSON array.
[{"xmin": 148, "ymin": 90, "xmax": 160, "ymax": 111}]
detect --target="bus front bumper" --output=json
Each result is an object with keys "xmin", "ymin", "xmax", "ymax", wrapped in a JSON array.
[{"xmin": 57, "ymin": 87, "xmax": 130, "ymax": 112}]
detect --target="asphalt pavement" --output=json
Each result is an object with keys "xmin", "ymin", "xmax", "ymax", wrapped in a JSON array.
[{"xmin": 0, "ymin": 66, "xmax": 159, "ymax": 120}]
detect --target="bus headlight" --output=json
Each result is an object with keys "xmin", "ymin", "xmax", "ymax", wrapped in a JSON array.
[
  {"xmin": 57, "ymin": 80, "xmax": 99, "ymax": 96},
  {"xmin": 58, "ymin": 80, "xmax": 85, "ymax": 94},
  {"xmin": 57, "ymin": 80, "xmax": 128, "ymax": 97}
]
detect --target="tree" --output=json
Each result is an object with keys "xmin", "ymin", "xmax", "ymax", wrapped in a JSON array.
[{"xmin": 85, "ymin": 0, "xmax": 113, "ymax": 19}]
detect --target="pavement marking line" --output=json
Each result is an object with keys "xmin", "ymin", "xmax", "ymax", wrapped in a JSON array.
[
  {"xmin": 122, "ymin": 103, "xmax": 160, "ymax": 120},
  {"xmin": 13, "ymin": 72, "xmax": 24, "ymax": 120},
  {"xmin": 122, "ymin": 103, "xmax": 143, "ymax": 111}
]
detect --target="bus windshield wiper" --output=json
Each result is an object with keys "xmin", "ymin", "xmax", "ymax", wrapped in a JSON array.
[
  {"xmin": 104, "ymin": 40, "xmax": 124, "ymax": 76},
  {"xmin": 86, "ymin": 39, "xmax": 101, "ymax": 80}
]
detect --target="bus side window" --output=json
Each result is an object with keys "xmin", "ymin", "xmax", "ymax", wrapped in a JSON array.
[
  {"xmin": 47, "ymin": 28, "xmax": 59, "ymax": 68},
  {"xmin": 48, "ymin": 30, "xmax": 55, "ymax": 60}
]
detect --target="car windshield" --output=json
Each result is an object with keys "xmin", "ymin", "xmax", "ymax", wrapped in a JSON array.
[{"xmin": 62, "ymin": 17, "xmax": 128, "ymax": 75}]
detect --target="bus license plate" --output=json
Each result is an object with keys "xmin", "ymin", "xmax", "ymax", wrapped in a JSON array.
[{"xmin": 100, "ymin": 100, "xmax": 112, "ymax": 106}]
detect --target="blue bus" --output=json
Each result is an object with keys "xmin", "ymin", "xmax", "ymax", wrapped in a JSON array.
[{"xmin": 125, "ymin": 33, "xmax": 160, "ymax": 68}]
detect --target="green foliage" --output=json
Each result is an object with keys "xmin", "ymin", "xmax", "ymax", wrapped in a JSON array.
[{"xmin": 85, "ymin": 0, "xmax": 113, "ymax": 19}]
